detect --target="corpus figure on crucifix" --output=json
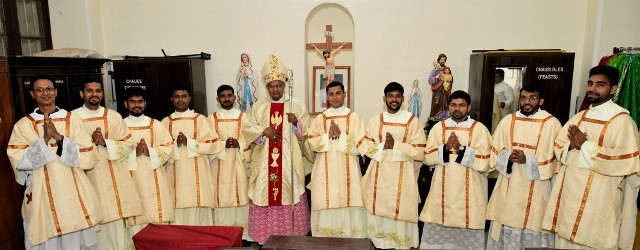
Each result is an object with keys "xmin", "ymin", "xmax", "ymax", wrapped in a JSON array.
[
  {"xmin": 312, "ymin": 43, "xmax": 345, "ymax": 83},
  {"xmin": 306, "ymin": 25, "xmax": 352, "ymax": 83}
]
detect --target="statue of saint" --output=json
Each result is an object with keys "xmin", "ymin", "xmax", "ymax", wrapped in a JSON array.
[{"xmin": 428, "ymin": 53, "xmax": 452, "ymax": 120}]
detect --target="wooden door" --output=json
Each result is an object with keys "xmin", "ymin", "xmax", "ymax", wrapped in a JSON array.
[{"xmin": 0, "ymin": 57, "xmax": 25, "ymax": 250}]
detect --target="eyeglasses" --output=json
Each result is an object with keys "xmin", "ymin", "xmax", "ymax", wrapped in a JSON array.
[
  {"xmin": 519, "ymin": 96, "xmax": 540, "ymax": 101},
  {"xmin": 33, "ymin": 87, "xmax": 55, "ymax": 94}
]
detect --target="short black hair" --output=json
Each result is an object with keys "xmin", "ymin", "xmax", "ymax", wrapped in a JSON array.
[
  {"xmin": 448, "ymin": 90, "xmax": 471, "ymax": 105},
  {"xmin": 30, "ymin": 75, "xmax": 55, "ymax": 90},
  {"xmin": 171, "ymin": 85, "xmax": 191, "ymax": 96},
  {"xmin": 520, "ymin": 85, "xmax": 544, "ymax": 99},
  {"xmin": 384, "ymin": 82, "xmax": 404, "ymax": 95},
  {"xmin": 326, "ymin": 81, "xmax": 344, "ymax": 92},
  {"xmin": 589, "ymin": 65, "xmax": 620, "ymax": 86},
  {"xmin": 495, "ymin": 69, "xmax": 505, "ymax": 78},
  {"xmin": 124, "ymin": 87, "xmax": 146, "ymax": 100},
  {"xmin": 217, "ymin": 84, "xmax": 234, "ymax": 96},
  {"xmin": 80, "ymin": 76, "xmax": 103, "ymax": 90}
]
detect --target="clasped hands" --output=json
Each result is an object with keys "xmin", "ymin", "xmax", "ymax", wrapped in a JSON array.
[
  {"xmin": 328, "ymin": 120, "xmax": 341, "ymax": 140},
  {"xmin": 445, "ymin": 132, "xmax": 461, "ymax": 154},
  {"xmin": 42, "ymin": 114, "xmax": 63, "ymax": 142},
  {"xmin": 567, "ymin": 124, "xmax": 587, "ymax": 150},
  {"xmin": 263, "ymin": 113, "xmax": 298, "ymax": 141}
]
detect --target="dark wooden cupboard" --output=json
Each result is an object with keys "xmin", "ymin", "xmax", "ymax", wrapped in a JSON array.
[
  {"xmin": 112, "ymin": 58, "xmax": 208, "ymax": 120},
  {"xmin": 8, "ymin": 56, "xmax": 110, "ymax": 119},
  {"xmin": 468, "ymin": 51, "xmax": 575, "ymax": 128}
]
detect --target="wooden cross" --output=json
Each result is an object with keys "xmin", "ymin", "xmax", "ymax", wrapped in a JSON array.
[{"xmin": 306, "ymin": 25, "xmax": 353, "ymax": 51}]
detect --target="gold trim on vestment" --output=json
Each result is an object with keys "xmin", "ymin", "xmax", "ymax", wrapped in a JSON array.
[
  {"xmin": 216, "ymin": 160, "xmax": 221, "ymax": 207},
  {"xmin": 522, "ymin": 181, "xmax": 535, "ymax": 228},
  {"xmin": 581, "ymin": 117, "xmax": 607, "ymax": 125},
  {"xmin": 441, "ymin": 166, "xmax": 446, "ymax": 224},
  {"xmin": 373, "ymin": 162, "xmax": 380, "ymax": 215},
  {"xmin": 571, "ymin": 170, "xmax": 595, "ymax": 241},
  {"xmin": 512, "ymin": 142, "xmax": 537, "ymax": 150},
  {"xmin": 551, "ymin": 170, "xmax": 566, "ymax": 232},
  {"xmin": 475, "ymin": 154, "xmax": 490, "ymax": 159},
  {"xmin": 154, "ymin": 170, "xmax": 163, "ymax": 222},
  {"xmin": 193, "ymin": 114, "xmax": 199, "ymax": 138},
  {"xmin": 346, "ymin": 153, "xmax": 351, "ymax": 206},
  {"xmin": 356, "ymin": 136, "xmax": 367, "ymax": 148},
  {"xmin": 394, "ymin": 162, "xmax": 404, "ymax": 220},
  {"xmin": 597, "ymin": 151, "xmax": 640, "ymax": 160},
  {"xmin": 402, "ymin": 116, "xmax": 415, "ymax": 143},
  {"xmin": 195, "ymin": 158, "xmax": 201, "ymax": 207},
  {"xmin": 65, "ymin": 112, "xmax": 71, "ymax": 136},
  {"xmin": 325, "ymin": 153, "xmax": 329, "ymax": 208},
  {"xmin": 378, "ymin": 114, "xmax": 383, "ymax": 142},
  {"xmin": 7, "ymin": 144, "xmax": 28, "ymax": 149},
  {"xmin": 44, "ymin": 166, "xmax": 62, "ymax": 235},
  {"xmin": 538, "ymin": 157, "xmax": 556, "ymax": 166},
  {"xmin": 465, "ymin": 168, "xmax": 470, "ymax": 228},
  {"xmin": 108, "ymin": 161, "xmax": 124, "ymax": 218},
  {"xmin": 598, "ymin": 112, "xmax": 625, "ymax": 146},
  {"xmin": 72, "ymin": 170, "xmax": 92, "ymax": 227},
  {"xmin": 121, "ymin": 134, "xmax": 132, "ymax": 141}
]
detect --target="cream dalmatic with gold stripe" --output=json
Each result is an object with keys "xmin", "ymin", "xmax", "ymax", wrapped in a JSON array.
[
  {"xmin": 421, "ymin": 117, "xmax": 492, "ymax": 229},
  {"xmin": 307, "ymin": 106, "xmax": 368, "ymax": 238},
  {"xmin": 124, "ymin": 115, "xmax": 174, "ymax": 228},
  {"xmin": 72, "ymin": 106, "xmax": 143, "ymax": 223},
  {"xmin": 486, "ymin": 110, "xmax": 561, "ymax": 244},
  {"xmin": 7, "ymin": 109, "xmax": 101, "ymax": 246},
  {"xmin": 207, "ymin": 108, "xmax": 251, "ymax": 239},
  {"xmin": 161, "ymin": 110, "xmax": 223, "ymax": 210},
  {"xmin": 542, "ymin": 100, "xmax": 640, "ymax": 250},
  {"xmin": 207, "ymin": 109, "xmax": 249, "ymax": 208},
  {"xmin": 361, "ymin": 110, "xmax": 426, "ymax": 249}
]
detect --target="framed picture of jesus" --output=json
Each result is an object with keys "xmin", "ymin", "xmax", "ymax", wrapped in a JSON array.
[{"xmin": 312, "ymin": 65, "xmax": 350, "ymax": 114}]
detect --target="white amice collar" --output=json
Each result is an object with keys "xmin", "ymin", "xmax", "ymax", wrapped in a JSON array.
[
  {"xmin": 445, "ymin": 116, "xmax": 475, "ymax": 128},
  {"xmin": 173, "ymin": 109, "xmax": 194, "ymax": 118},
  {"xmin": 325, "ymin": 106, "xmax": 349, "ymax": 116},
  {"xmin": 124, "ymin": 115, "xmax": 149, "ymax": 127},
  {"xmin": 30, "ymin": 107, "xmax": 66, "ymax": 120},
  {"xmin": 516, "ymin": 109, "xmax": 545, "ymax": 118},
  {"xmin": 587, "ymin": 100, "xmax": 628, "ymax": 120},
  {"xmin": 81, "ymin": 105, "xmax": 104, "ymax": 116},
  {"xmin": 216, "ymin": 108, "xmax": 240, "ymax": 118}
]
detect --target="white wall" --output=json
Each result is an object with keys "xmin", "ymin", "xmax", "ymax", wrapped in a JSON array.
[{"xmin": 47, "ymin": 0, "xmax": 640, "ymax": 123}]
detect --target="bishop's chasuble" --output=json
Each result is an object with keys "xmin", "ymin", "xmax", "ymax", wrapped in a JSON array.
[
  {"xmin": 243, "ymin": 96, "xmax": 311, "ymax": 244},
  {"xmin": 207, "ymin": 108, "xmax": 251, "ymax": 239},
  {"xmin": 421, "ymin": 117, "xmax": 492, "ymax": 249},
  {"xmin": 161, "ymin": 109, "xmax": 223, "ymax": 225},
  {"xmin": 361, "ymin": 110, "xmax": 427, "ymax": 249},
  {"xmin": 307, "ymin": 106, "xmax": 367, "ymax": 238},
  {"xmin": 542, "ymin": 100, "xmax": 640, "ymax": 250},
  {"xmin": 486, "ymin": 110, "xmax": 561, "ymax": 249},
  {"xmin": 123, "ymin": 115, "xmax": 174, "ymax": 235},
  {"xmin": 7, "ymin": 108, "xmax": 101, "ymax": 248}
]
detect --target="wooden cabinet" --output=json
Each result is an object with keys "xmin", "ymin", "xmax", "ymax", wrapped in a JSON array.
[
  {"xmin": 0, "ymin": 57, "xmax": 26, "ymax": 250},
  {"xmin": 112, "ymin": 58, "xmax": 208, "ymax": 120},
  {"xmin": 468, "ymin": 51, "xmax": 575, "ymax": 128},
  {"xmin": 8, "ymin": 56, "xmax": 110, "ymax": 119}
]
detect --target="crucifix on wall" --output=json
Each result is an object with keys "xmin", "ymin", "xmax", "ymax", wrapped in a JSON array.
[{"xmin": 306, "ymin": 25, "xmax": 352, "ymax": 83}]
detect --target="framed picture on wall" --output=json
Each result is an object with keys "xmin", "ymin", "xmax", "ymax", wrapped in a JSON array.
[{"xmin": 312, "ymin": 66, "xmax": 350, "ymax": 114}]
